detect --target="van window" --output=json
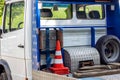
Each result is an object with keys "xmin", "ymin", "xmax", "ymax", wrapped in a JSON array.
[
  {"xmin": 76, "ymin": 4, "xmax": 105, "ymax": 19},
  {"xmin": 40, "ymin": 3, "xmax": 72, "ymax": 20},
  {"xmin": 4, "ymin": 1, "xmax": 24, "ymax": 33},
  {"xmin": 4, "ymin": 4, "xmax": 10, "ymax": 32}
]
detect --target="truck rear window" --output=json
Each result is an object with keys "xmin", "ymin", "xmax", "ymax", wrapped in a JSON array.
[
  {"xmin": 76, "ymin": 4, "xmax": 105, "ymax": 19},
  {"xmin": 40, "ymin": 3, "xmax": 72, "ymax": 20}
]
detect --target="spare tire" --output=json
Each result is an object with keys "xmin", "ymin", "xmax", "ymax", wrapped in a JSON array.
[{"xmin": 96, "ymin": 35, "xmax": 120, "ymax": 64}]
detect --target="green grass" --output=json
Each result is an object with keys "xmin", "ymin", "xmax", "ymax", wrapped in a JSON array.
[
  {"xmin": 41, "ymin": 7, "xmax": 69, "ymax": 19},
  {"xmin": 85, "ymin": 5, "xmax": 103, "ymax": 19},
  {"xmin": 0, "ymin": 17, "xmax": 2, "ymax": 27},
  {"xmin": 52, "ymin": 8, "xmax": 67, "ymax": 19},
  {"xmin": 11, "ymin": 13, "xmax": 24, "ymax": 28}
]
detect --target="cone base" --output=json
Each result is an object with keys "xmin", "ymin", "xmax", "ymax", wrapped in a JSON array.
[{"xmin": 50, "ymin": 67, "xmax": 69, "ymax": 75}]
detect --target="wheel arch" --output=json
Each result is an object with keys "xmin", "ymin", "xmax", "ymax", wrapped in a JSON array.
[{"xmin": 0, "ymin": 59, "xmax": 12, "ymax": 80}]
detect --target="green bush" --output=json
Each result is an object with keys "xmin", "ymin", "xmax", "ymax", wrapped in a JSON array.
[{"xmin": 0, "ymin": 0, "xmax": 4, "ymax": 27}]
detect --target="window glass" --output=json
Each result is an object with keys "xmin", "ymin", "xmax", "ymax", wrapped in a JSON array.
[
  {"xmin": 11, "ymin": 2, "xmax": 24, "ymax": 31},
  {"xmin": 4, "ymin": 5, "xmax": 10, "ymax": 32},
  {"xmin": 76, "ymin": 4, "xmax": 105, "ymax": 19},
  {"xmin": 4, "ymin": 2, "xmax": 24, "ymax": 32},
  {"xmin": 40, "ymin": 3, "xmax": 72, "ymax": 20}
]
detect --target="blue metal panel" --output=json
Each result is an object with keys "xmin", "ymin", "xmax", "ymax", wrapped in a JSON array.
[
  {"xmin": 107, "ymin": 0, "xmax": 120, "ymax": 39},
  {"xmin": 107, "ymin": 5, "xmax": 115, "ymax": 35},
  {"xmin": 113, "ymin": 0, "xmax": 120, "ymax": 38}
]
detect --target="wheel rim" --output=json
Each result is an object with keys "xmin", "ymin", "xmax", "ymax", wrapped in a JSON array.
[
  {"xmin": 103, "ymin": 39, "xmax": 119, "ymax": 62},
  {"xmin": 0, "ymin": 72, "xmax": 8, "ymax": 80}
]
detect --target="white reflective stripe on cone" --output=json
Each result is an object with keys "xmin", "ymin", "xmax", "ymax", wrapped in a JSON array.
[
  {"xmin": 54, "ymin": 59, "xmax": 63, "ymax": 64},
  {"xmin": 55, "ymin": 51, "xmax": 62, "ymax": 56}
]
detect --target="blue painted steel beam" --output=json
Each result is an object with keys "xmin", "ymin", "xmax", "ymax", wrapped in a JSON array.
[
  {"xmin": 32, "ymin": 0, "xmax": 40, "ymax": 70},
  {"xmin": 91, "ymin": 27, "xmax": 95, "ymax": 47},
  {"xmin": 36, "ymin": 0, "xmax": 40, "ymax": 64},
  {"xmin": 58, "ymin": 28, "xmax": 65, "ymax": 64},
  {"xmin": 39, "ymin": 0, "xmax": 113, "ymax": 5},
  {"xmin": 46, "ymin": 28, "xmax": 51, "ymax": 68},
  {"xmin": 32, "ymin": 0, "xmax": 41, "ymax": 70}
]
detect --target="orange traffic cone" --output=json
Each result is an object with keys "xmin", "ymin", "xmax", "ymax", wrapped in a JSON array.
[{"xmin": 50, "ymin": 40, "xmax": 69, "ymax": 75}]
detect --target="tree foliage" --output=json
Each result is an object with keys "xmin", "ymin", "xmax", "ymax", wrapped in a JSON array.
[{"xmin": 0, "ymin": 0, "xmax": 4, "ymax": 26}]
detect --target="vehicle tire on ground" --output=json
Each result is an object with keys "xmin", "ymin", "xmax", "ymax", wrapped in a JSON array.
[
  {"xmin": 0, "ymin": 72, "xmax": 8, "ymax": 80},
  {"xmin": 96, "ymin": 35, "xmax": 120, "ymax": 64}
]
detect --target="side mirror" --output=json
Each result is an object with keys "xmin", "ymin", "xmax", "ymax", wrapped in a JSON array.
[{"xmin": 0, "ymin": 29, "xmax": 2, "ymax": 36}]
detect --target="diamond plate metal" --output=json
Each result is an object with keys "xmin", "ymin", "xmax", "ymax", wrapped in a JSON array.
[
  {"xmin": 97, "ymin": 74, "xmax": 120, "ymax": 80},
  {"xmin": 64, "ymin": 46, "xmax": 100, "ymax": 72}
]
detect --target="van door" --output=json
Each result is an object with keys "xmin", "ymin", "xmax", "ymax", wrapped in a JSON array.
[{"xmin": 0, "ymin": 1, "xmax": 26, "ymax": 80}]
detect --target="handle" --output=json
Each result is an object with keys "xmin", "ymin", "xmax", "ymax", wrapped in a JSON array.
[{"xmin": 18, "ymin": 44, "xmax": 24, "ymax": 48}]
